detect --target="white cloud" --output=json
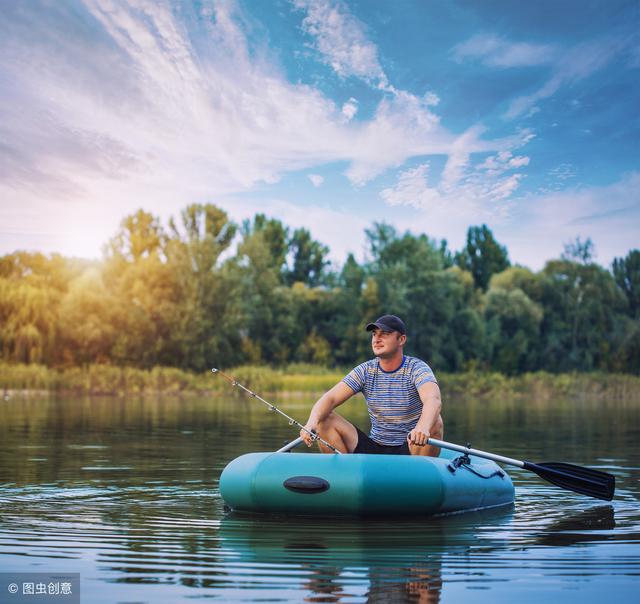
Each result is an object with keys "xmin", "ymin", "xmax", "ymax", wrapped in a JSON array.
[
  {"xmin": 378, "ymin": 133, "xmax": 534, "ymax": 240},
  {"xmin": 453, "ymin": 32, "xmax": 630, "ymax": 121},
  {"xmin": 452, "ymin": 34, "xmax": 557, "ymax": 68},
  {"xmin": 341, "ymin": 97, "xmax": 359, "ymax": 120},
  {"xmin": 508, "ymin": 156, "xmax": 530, "ymax": 169},
  {"xmin": 0, "ymin": 0, "xmax": 532, "ymax": 260},
  {"xmin": 440, "ymin": 125, "xmax": 485, "ymax": 192},
  {"xmin": 378, "ymin": 172, "xmax": 640, "ymax": 272},
  {"xmin": 308, "ymin": 174, "xmax": 324, "ymax": 187},
  {"xmin": 501, "ymin": 172, "xmax": 640, "ymax": 269},
  {"xmin": 292, "ymin": 0, "xmax": 389, "ymax": 88},
  {"xmin": 344, "ymin": 90, "xmax": 449, "ymax": 185},
  {"xmin": 548, "ymin": 163, "xmax": 577, "ymax": 181},
  {"xmin": 380, "ymin": 164, "xmax": 440, "ymax": 209},
  {"xmin": 504, "ymin": 37, "xmax": 626, "ymax": 119},
  {"xmin": 0, "ymin": 0, "xmax": 469, "ymax": 199},
  {"xmin": 478, "ymin": 151, "xmax": 530, "ymax": 174},
  {"xmin": 423, "ymin": 92, "xmax": 440, "ymax": 106}
]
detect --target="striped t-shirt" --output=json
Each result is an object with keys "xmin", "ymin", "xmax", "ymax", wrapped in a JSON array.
[{"xmin": 342, "ymin": 356, "xmax": 438, "ymax": 446}]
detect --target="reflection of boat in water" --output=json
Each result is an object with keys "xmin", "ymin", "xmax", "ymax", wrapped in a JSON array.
[
  {"xmin": 220, "ymin": 447, "xmax": 514, "ymax": 517},
  {"xmin": 219, "ymin": 506, "xmax": 515, "ymax": 603}
]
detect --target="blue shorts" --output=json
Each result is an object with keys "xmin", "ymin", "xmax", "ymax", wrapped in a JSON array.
[{"xmin": 353, "ymin": 426, "xmax": 410, "ymax": 455}]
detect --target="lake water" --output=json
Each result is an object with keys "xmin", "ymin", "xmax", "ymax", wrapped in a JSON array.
[{"xmin": 0, "ymin": 391, "xmax": 639, "ymax": 603}]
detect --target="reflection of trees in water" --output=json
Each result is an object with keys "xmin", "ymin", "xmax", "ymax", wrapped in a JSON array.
[{"xmin": 4, "ymin": 393, "xmax": 634, "ymax": 490}]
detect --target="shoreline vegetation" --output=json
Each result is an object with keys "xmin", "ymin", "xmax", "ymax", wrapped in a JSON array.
[
  {"xmin": 2, "ymin": 211, "xmax": 639, "ymax": 380},
  {"xmin": 2, "ymin": 363, "xmax": 639, "ymax": 401}
]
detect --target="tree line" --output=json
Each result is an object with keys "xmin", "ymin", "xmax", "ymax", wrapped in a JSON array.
[{"xmin": 1, "ymin": 204, "xmax": 638, "ymax": 375}]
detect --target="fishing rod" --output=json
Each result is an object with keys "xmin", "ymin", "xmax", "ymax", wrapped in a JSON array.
[{"xmin": 211, "ymin": 368, "xmax": 342, "ymax": 454}]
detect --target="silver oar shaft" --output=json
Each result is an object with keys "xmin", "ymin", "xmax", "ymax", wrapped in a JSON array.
[
  {"xmin": 428, "ymin": 438, "xmax": 525, "ymax": 468},
  {"xmin": 276, "ymin": 436, "xmax": 306, "ymax": 453}
]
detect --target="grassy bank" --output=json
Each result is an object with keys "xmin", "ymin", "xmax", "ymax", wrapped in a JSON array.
[{"xmin": 1, "ymin": 362, "xmax": 639, "ymax": 401}]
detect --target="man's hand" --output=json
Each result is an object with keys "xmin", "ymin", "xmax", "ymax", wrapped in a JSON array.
[
  {"xmin": 407, "ymin": 426, "xmax": 431, "ymax": 447},
  {"xmin": 300, "ymin": 424, "xmax": 319, "ymax": 447}
]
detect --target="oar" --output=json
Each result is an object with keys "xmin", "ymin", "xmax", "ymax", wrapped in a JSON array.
[{"xmin": 428, "ymin": 438, "xmax": 615, "ymax": 501}]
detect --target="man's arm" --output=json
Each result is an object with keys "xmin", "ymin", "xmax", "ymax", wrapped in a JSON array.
[
  {"xmin": 407, "ymin": 382, "xmax": 442, "ymax": 446},
  {"xmin": 300, "ymin": 381, "xmax": 355, "ymax": 446}
]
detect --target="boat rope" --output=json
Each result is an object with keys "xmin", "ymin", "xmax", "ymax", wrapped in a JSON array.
[
  {"xmin": 211, "ymin": 368, "xmax": 342, "ymax": 454},
  {"xmin": 447, "ymin": 450, "xmax": 505, "ymax": 480}
]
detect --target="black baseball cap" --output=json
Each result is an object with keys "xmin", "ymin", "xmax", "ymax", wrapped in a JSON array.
[{"xmin": 365, "ymin": 314, "xmax": 406, "ymax": 335}]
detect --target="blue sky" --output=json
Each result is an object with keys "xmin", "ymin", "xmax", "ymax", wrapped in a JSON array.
[{"xmin": 0, "ymin": 0, "xmax": 638, "ymax": 269}]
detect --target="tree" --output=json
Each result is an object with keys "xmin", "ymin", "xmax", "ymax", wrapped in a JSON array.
[
  {"xmin": 58, "ymin": 268, "xmax": 118, "ymax": 365},
  {"xmin": 166, "ymin": 204, "xmax": 240, "ymax": 370},
  {"xmin": 103, "ymin": 210, "xmax": 180, "ymax": 368},
  {"xmin": 455, "ymin": 224, "xmax": 510, "ymax": 291},
  {"xmin": 329, "ymin": 254, "xmax": 367, "ymax": 365},
  {"xmin": 0, "ymin": 252, "xmax": 78, "ymax": 364},
  {"xmin": 285, "ymin": 228, "xmax": 331, "ymax": 287},
  {"xmin": 484, "ymin": 287, "xmax": 543, "ymax": 374},
  {"xmin": 612, "ymin": 250, "xmax": 640, "ymax": 318},
  {"xmin": 561, "ymin": 236, "xmax": 596, "ymax": 265},
  {"xmin": 0, "ymin": 278, "xmax": 58, "ymax": 364},
  {"xmin": 241, "ymin": 214, "xmax": 289, "ymax": 280},
  {"xmin": 228, "ymin": 228, "xmax": 295, "ymax": 364},
  {"xmin": 363, "ymin": 223, "xmax": 483, "ymax": 371},
  {"xmin": 539, "ymin": 259, "xmax": 627, "ymax": 371},
  {"xmin": 105, "ymin": 209, "xmax": 166, "ymax": 262},
  {"xmin": 489, "ymin": 266, "xmax": 543, "ymax": 302}
]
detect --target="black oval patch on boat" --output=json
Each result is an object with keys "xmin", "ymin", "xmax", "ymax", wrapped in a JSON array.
[{"xmin": 283, "ymin": 476, "xmax": 330, "ymax": 494}]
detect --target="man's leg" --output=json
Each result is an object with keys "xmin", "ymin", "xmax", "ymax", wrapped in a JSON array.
[
  {"xmin": 314, "ymin": 412, "xmax": 359, "ymax": 453},
  {"xmin": 408, "ymin": 414, "xmax": 444, "ymax": 457}
]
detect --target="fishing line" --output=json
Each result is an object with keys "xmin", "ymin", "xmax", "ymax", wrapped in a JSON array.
[{"xmin": 211, "ymin": 368, "xmax": 341, "ymax": 454}]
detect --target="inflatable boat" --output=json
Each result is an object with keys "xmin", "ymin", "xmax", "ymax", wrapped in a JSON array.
[
  {"xmin": 219, "ymin": 443, "xmax": 515, "ymax": 517},
  {"xmin": 212, "ymin": 369, "xmax": 615, "ymax": 511}
]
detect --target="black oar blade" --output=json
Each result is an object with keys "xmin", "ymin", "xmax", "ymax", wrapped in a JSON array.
[{"xmin": 523, "ymin": 461, "xmax": 615, "ymax": 501}]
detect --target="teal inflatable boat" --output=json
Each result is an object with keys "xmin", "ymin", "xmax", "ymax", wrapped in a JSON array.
[{"xmin": 220, "ymin": 446, "xmax": 514, "ymax": 517}]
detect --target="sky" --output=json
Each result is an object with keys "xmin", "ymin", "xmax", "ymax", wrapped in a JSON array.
[{"xmin": 1, "ymin": 0, "xmax": 638, "ymax": 270}]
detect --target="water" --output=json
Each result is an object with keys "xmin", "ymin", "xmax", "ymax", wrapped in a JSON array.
[{"xmin": 0, "ymin": 392, "xmax": 639, "ymax": 603}]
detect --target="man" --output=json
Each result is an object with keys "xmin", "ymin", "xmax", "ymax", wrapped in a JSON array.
[{"xmin": 301, "ymin": 314, "xmax": 443, "ymax": 456}]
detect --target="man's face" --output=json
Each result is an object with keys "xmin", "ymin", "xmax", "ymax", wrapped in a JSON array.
[{"xmin": 370, "ymin": 328, "xmax": 405, "ymax": 358}]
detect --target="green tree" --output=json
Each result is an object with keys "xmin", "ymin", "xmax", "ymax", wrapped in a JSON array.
[
  {"xmin": 612, "ymin": 249, "xmax": 640, "ymax": 318},
  {"xmin": 103, "ymin": 210, "xmax": 180, "ymax": 367},
  {"xmin": 561, "ymin": 236, "xmax": 596, "ymax": 265},
  {"xmin": 489, "ymin": 266, "xmax": 543, "ymax": 302},
  {"xmin": 0, "ymin": 277, "xmax": 58, "ymax": 364},
  {"xmin": 228, "ymin": 227, "xmax": 296, "ymax": 364},
  {"xmin": 0, "ymin": 252, "xmax": 79, "ymax": 364},
  {"xmin": 166, "ymin": 204, "xmax": 240, "ymax": 370},
  {"xmin": 241, "ymin": 214, "xmax": 289, "ymax": 280},
  {"xmin": 363, "ymin": 223, "xmax": 483, "ymax": 371},
  {"xmin": 455, "ymin": 224, "xmax": 510, "ymax": 291},
  {"xmin": 285, "ymin": 228, "xmax": 330, "ymax": 287},
  {"xmin": 105, "ymin": 209, "xmax": 166, "ymax": 262},
  {"xmin": 58, "ymin": 268, "xmax": 118, "ymax": 365},
  {"xmin": 329, "ymin": 254, "xmax": 367, "ymax": 365},
  {"xmin": 484, "ymin": 287, "xmax": 543, "ymax": 374},
  {"xmin": 539, "ymin": 259, "xmax": 627, "ymax": 371}
]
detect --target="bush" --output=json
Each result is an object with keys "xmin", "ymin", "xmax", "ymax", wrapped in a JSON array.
[{"xmin": 1, "ymin": 362, "xmax": 639, "ymax": 400}]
